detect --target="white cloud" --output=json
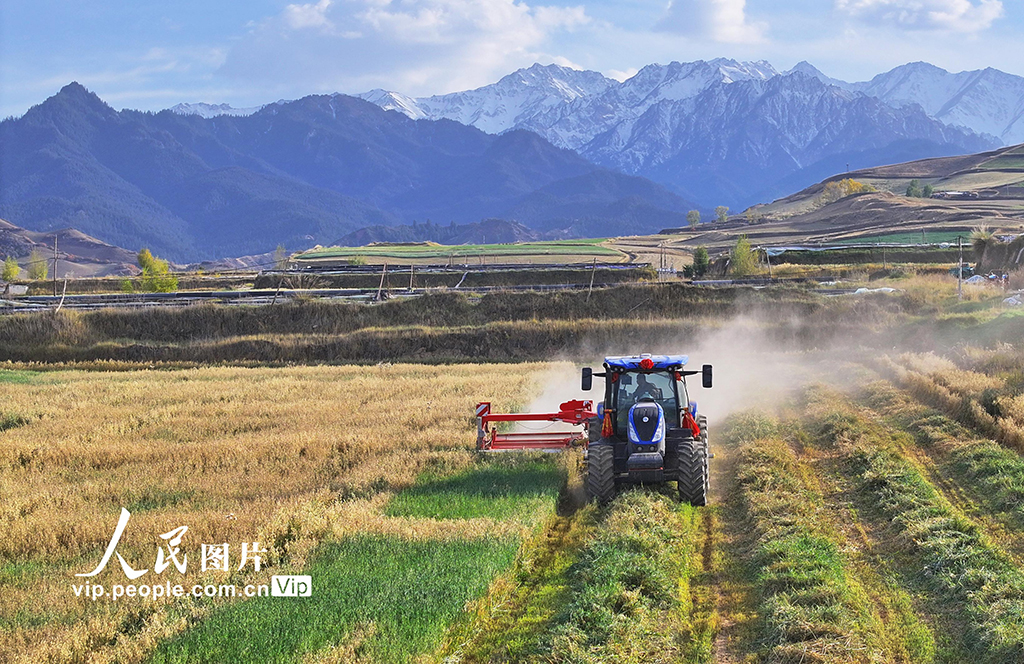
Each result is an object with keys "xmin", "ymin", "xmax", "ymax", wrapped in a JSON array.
[
  {"xmin": 656, "ymin": 0, "xmax": 766, "ymax": 43},
  {"xmin": 606, "ymin": 67, "xmax": 638, "ymax": 82},
  {"xmin": 219, "ymin": 0, "xmax": 590, "ymax": 96},
  {"xmin": 282, "ymin": 0, "xmax": 334, "ymax": 30},
  {"xmin": 836, "ymin": 0, "xmax": 1004, "ymax": 33}
]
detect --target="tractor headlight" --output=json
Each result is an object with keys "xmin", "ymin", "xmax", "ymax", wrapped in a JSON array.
[{"xmin": 627, "ymin": 418, "xmax": 638, "ymax": 443}]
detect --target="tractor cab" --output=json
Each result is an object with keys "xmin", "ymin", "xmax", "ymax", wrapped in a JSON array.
[
  {"xmin": 581, "ymin": 353, "xmax": 713, "ymax": 505},
  {"xmin": 582, "ymin": 354, "xmax": 711, "ymax": 436}
]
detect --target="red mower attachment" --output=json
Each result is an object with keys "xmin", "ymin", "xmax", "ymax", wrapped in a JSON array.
[{"xmin": 476, "ymin": 400, "xmax": 597, "ymax": 451}]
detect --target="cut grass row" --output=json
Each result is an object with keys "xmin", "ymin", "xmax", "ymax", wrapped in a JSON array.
[
  {"xmin": 439, "ymin": 489, "xmax": 713, "ymax": 664},
  {"xmin": 725, "ymin": 413, "xmax": 897, "ymax": 663},
  {"xmin": 804, "ymin": 388, "xmax": 1024, "ymax": 661}
]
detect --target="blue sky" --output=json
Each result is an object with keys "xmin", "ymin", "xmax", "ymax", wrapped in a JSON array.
[{"xmin": 1, "ymin": 0, "xmax": 1021, "ymax": 117}]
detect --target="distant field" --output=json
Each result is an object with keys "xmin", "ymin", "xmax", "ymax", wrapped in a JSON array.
[
  {"xmin": 296, "ymin": 239, "xmax": 623, "ymax": 263},
  {"xmin": 933, "ymin": 170, "xmax": 1024, "ymax": 190},
  {"xmin": 842, "ymin": 231, "xmax": 966, "ymax": 244},
  {"xmin": 978, "ymin": 155, "xmax": 1024, "ymax": 170}
]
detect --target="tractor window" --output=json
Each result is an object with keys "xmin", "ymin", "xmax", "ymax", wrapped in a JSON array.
[{"xmin": 614, "ymin": 371, "xmax": 679, "ymax": 433}]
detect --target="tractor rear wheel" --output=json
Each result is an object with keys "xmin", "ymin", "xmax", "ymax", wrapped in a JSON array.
[
  {"xmin": 678, "ymin": 439, "xmax": 708, "ymax": 506},
  {"xmin": 586, "ymin": 444, "xmax": 615, "ymax": 504}
]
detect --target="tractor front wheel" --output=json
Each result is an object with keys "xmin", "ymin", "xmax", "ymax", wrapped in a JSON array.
[
  {"xmin": 698, "ymin": 415, "xmax": 710, "ymax": 498},
  {"xmin": 677, "ymin": 439, "xmax": 708, "ymax": 507},
  {"xmin": 586, "ymin": 444, "xmax": 615, "ymax": 504}
]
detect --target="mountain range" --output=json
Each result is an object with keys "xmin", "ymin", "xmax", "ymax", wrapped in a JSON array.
[
  {"xmin": 2, "ymin": 59, "xmax": 1019, "ymax": 262},
  {"xmin": 353, "ymin": 60, "xmax": 1004, "ymax": 208},
  {"xmin": 179, "ymin": 59, "xmax": 1011, "ymax": 210},
  {"xmin": 0, "ymin": 83, "xmax": 696, "ymax": 261}
]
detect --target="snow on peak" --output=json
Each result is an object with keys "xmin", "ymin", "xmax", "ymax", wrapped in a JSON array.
[
  {"xmin": 357, "ymin": 63, "xmax": 617, "ymax": 135},
  {"xmin": 786, "ymin": 61, "xmax": 850, "ymax": 88},
  {"xmin": 353, "ymin": 89, "xmax": 427, "ymax": 119},
  {"xmin": 169, "ymin": 102, "xmax": 263, "ymax": 118},
  {"xmin": 852, "ymin": 63, "xmax": 1024, "ymax": 144},
  {"xmin": 352, "ymin": 59, "xmax": 1024, "ymax": 148}
]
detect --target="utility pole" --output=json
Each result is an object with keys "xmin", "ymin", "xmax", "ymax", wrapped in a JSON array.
[
  {"xmin": 52, "ymin": 235, "xmax": 58, "ymax": 296},
  {"xmin": 587, "ymin": 258, "xmax": 597, "ymax": 302},
  {"xmin": 765, "ymin": 248, "xmax": 773, "ymax": 280},
  {"xmin": 957, "ymin": 236, "xmax": 963, "ymax": 301},
  {"xmin": 376, "ymin": 262, "xmax": 387, "ymax": 301},
  {"xmin": 409, "ymin": 263, "xmax": 414, "ymax": 291}
]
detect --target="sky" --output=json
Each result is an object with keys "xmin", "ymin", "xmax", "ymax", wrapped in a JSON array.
[{"xmin": 1, "ymin": 0, "xmax": 1022, "ymax": 117}]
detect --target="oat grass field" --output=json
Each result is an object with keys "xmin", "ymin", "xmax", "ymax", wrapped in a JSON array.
[{"xmin": 0, "ymin": 363, "xmax": 558, "ymax": 663}]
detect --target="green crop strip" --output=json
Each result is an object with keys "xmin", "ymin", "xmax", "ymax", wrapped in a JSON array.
[
  {"xmin": 530, "ymin": 491, "xmax": 705, "ymax": 664},
  {"xmin": 385, "ymin": 457, "xmax": 564, "ymax": 524},
  {"xmin": 149, "ymin": 454, "xmax": 567, "ymax": 663},
  {"xmin": 864, "ymin": 381, "xmax": 1024, "ymax": 526},
  {"xmin": 150, "ymin": 536, "xmax": 520, "ymax": 663},
  {"xmin": 849, "ymin": 446, "xmax": 1024, "ymax": 660},
  {"xmin": 0, "ymin": 370, "xmax": 39, "ymax": 384},
  {"xmin": 437, "ymin": 509, "xmax": 596, "ymax": 663}
]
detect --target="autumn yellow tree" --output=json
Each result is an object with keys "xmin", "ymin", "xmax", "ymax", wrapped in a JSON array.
[
  {"xmin": 2, "ymin": 256, "xmax": 19, "ymax": 282},
  {"xmin": 27, "ymin": 249, "xmax": 48, "ymax": 280},
  {"xmin": 137, "ymin": 249, "xmax": 178, "ymax": 292},
  {"xmin": 815, "ymin": 178, "xmax": 875, "ymax": 207}
]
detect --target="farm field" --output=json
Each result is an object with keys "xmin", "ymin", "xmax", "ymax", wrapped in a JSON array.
[
  {"xmin": 8, "ymin": 280, "xmax": 1024, "ymax": 662},
  {"xmin": 293, "ymin": 239, "xmax": 626, "ymax": 265}
]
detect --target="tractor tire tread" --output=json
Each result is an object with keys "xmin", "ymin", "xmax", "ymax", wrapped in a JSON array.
[
  {"xmin": 678, "ymin": 439, "xmax": 708, "ymax": 507},
  {"xmin": 586, "ymin": 444, "xmax": 616, "ymax": 504}
]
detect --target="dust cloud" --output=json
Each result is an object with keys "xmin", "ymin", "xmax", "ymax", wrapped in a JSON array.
[{"xmin": 510, "ymin": 311, "xmax": 859, "ymax": 433}]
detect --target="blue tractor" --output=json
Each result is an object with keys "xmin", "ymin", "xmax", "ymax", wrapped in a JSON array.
[{"xmin": 581, "ymin": 354, "xmax": 712, "ymax": 505}]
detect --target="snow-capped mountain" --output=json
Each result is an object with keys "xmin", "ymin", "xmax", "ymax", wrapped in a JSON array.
[
  {"xmin": 162, "ymin": 58, "xmax": 1015, "ymax": 209},
  {"xmin": 518, "ymin": 58, "xmax": 779, "ymax": 150},
  {"xmin": 169, "ymin": 102, "xmax": 263, "ymax": 118},
  {"xmin": 357, "ymin": 63, "xmax": 616, "ymax": 136},
  {"xmin": 358, "ymin": 58, "xmax": 779, "ymax": 150},
  {"xmin": 848, "ymin": 62, "xmax": 1024, "ymax": 145},
  {"xmin": 355, "ymin": 90, "xmax": 427, "ymax": 120},
  {"xmin": 350, "ymin": 57, "xmax": 1008, "ymax": 207},
  {"xmin": 581, "ymin": 71, "xmax": 993, "ymax": 207}
]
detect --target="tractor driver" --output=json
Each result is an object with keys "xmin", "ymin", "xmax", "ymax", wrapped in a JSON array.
[{"xmin": 632, "ymin": 374, "xmax": 663, "ymax": 401}]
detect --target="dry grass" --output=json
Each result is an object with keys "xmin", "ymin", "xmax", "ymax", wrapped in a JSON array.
[{"xmin": 0, "ymin": 362, "xmax": 554, "ymax": 663}]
